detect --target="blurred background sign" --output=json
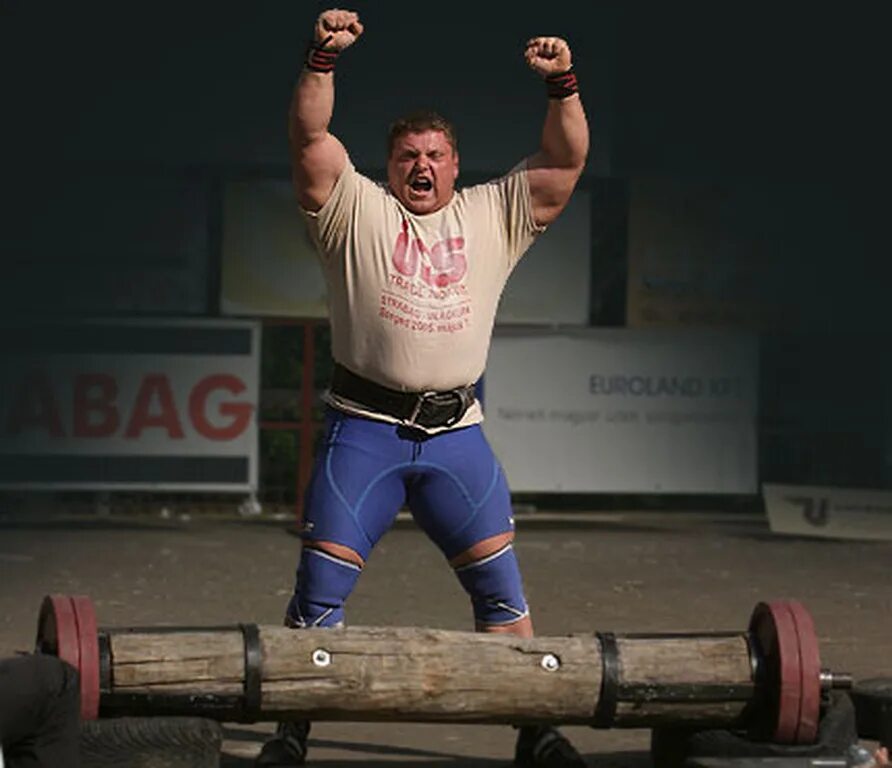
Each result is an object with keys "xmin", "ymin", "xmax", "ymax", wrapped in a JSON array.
[
  {"xmin": 484, "ymin": 327, "xmax": 758, "ymax": 494},
  {"xmin": 0, "ymin": 319, "xmax": 260, "ymax": 493},
  {"xmin": 763, "ymin": 483, "xmax": 892, "ymax": 542}
]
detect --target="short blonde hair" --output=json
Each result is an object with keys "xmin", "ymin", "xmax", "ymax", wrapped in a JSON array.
[{"xmin": 387, "ymin": 110, "xmax": 458, "ymax": 157}]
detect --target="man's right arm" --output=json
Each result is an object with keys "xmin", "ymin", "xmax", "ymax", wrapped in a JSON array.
[{"xmin": 289, "ymin": 9, "xmax": 363, "ymax": 212}]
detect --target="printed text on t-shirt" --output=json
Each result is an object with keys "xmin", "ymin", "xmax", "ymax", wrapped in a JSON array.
[{"xmin": 380, "ymin": 219, "xmax": 472, "ymax": 334}]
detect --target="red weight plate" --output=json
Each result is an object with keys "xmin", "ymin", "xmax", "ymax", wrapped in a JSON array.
[
  {"xmin": 35, "ymin": 595, "xmax": 81, "ymax": 674},
  {"xmin": 70, "ymin": 595, "xmax": 100, "ymax": 720},
  {"xmin": 749, "ymin": 600, "xmax": 802, "ymax": 744},
  {"xmin": 787, "ymin": 600, "xmax": 822, "ymax": 743}
]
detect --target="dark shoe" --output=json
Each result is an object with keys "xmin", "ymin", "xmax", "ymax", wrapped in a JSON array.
[
  {"xmin": 255, "ymin": 720, "xmax": 311, "ymax": 766},
  {"xmin": 514, "ymin": 725, "xmax": 586, "ymax": 767}
]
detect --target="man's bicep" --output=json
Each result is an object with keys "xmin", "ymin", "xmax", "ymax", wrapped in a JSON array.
[
  {"xmin": 291, "ymin": 133, "xmax": 348, "ymax": 212},
  {"xmin": 524, "ymin": 158, "xmax": 581, "ymax": 228}
]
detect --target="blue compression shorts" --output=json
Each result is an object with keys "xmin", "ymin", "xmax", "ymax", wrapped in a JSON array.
[{"xmin": 301, "ymin": 407, "xmax": 516, "ymax": 561}]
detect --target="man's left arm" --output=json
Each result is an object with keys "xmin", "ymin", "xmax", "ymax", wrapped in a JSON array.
[{"xmin": 524, "ymin": 37, "xmax": 590, "ymax": 227}]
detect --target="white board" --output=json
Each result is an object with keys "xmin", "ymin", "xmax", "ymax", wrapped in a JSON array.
[
  {"xmin": 763, "ymin": 483, "xmax": 892, "ymax": 541},
  {"xmin": 483, "ymin": 328, "xmax": 758, "ymax": 493}
]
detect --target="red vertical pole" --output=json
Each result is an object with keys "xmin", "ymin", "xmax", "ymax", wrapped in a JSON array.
[{"xmin": 296, "ymin": 320, "xmax": 316, "ymax": 525}]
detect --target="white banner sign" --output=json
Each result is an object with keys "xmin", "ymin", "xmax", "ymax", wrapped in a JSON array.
[
  {"xmin": 221, "ymin": 179, "xmax": 329, "ymax": 318},
  {"xmin": 483, "ymin": 328, "xmax": 758, "ymax": 493},
  {"xmin": 763, "ymin": 483, "xmax": 892, "ymax": 541},
  {"xmin": 0, "ymin": 319, "xmax": 260, "ymax": 492}
]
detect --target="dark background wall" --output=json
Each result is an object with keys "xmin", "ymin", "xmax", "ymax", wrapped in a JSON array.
[{"xmin": 2, "ymin": 1, "xmax": 890, "ymax": 490}]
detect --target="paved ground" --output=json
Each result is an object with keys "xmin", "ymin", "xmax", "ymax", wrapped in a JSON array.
[{"xmin": 1, "ymin": 504, "xmax": 890, "ymax": 766}]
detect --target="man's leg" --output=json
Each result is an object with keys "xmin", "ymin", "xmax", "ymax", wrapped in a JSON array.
[
  {"xmin": 255, "ymin": 411, "xmax": 408, "ymax": 766},
  {"xmin": 409, "ymin": 425, "xmax": 586, "ymax": 768},
  {"xmin": 253, "ymin": 538, "xmax": 365, "ymax": 767},
  {"xmin": 450, "ymin": 534, "xmax": 586, "ymax": 768},
  {"xmin": 0, "ymin": 654, "xmax": 81, "ymax": 768}
]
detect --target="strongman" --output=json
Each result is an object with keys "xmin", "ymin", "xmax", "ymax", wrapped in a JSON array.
[{"xmin": 257, "ymin": 8, "xmax": 589, "ymax": 767}]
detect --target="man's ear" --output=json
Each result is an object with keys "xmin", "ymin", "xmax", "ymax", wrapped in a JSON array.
[{"xmin": 453, "ymin": 152, "xmax": 460, "ymax": 180}]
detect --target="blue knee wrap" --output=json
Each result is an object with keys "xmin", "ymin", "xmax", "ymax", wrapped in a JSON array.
[
  {"xmin": 285, "ymin": 548, "xmax": 362, "ymax": 628},
  {"xmin": 454, "ymin": 545, "xmax": 529, "ymax": 627}
]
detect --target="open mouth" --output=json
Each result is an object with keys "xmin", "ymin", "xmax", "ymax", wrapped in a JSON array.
[{"xmin": 410, "ymin": 177, "xmax": 433, "ymax": 193}]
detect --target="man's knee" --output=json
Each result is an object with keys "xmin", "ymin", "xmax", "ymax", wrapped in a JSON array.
[
  {"xmin": 307, "ymin": 540, "xmax": 365, "ymax": 567},
  {"xmin": 285, "ymin": 540, "xmax": 364, "ymax": 628},
  {"xmin": 449, "ymin": 531, "xmax": 514, "ymax": 568},
  {"xmin": 451, "ymin": 534, "xmax": 529, "ymax": 629}
]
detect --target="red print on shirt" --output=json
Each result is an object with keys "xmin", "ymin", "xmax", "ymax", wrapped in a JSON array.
[{"xmin": 392, "ymin": 218, "xmax": 466, "ymax": 288}]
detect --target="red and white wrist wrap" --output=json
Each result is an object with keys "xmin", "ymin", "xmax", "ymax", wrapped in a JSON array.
[
  {"xmin": 305, "ymin": 37, "xmax": 338, "ymax": 73},
  {"xmin": 545, "ymin": 68, "xmax": 579, "ymax": 99}
]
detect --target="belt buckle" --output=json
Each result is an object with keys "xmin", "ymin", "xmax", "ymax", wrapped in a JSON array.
[
  {"xmin": 406, "ymin": 391, "xmax": 437, "ymax": 427},
  {"xmin": 442, "ymin": 387, "xmax": 473, "ymax": 427},
  {"xmin": 406, "ymin": 388, "xmax": 471, "ymax": 429}
]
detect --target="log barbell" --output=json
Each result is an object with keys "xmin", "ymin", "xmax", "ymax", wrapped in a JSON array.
[{"xmin": 34, "ymin": 595, "xmax": 851, "ymax": 745}]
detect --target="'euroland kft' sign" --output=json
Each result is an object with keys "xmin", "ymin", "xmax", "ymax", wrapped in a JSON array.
[
  {"xmin": 0, "ymin": 319, "xmax": 260, "ymax": 492},
  {"xmin": 484, "ymin": 327, "xmax": 758, "ymax": 494}
]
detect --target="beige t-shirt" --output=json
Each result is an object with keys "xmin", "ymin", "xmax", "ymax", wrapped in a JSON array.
[{"xmin": 302, "ymin": 158, "xmax": 545, "ymax": 432}]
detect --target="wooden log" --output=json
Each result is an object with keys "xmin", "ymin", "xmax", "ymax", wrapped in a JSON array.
[
  {"xmin": 99, "ymin": 624, "xmax": 755, "ymax": 728},
  {"xmin": 42, "ymin": 595, "xmax": 847, "ymax": 744}
]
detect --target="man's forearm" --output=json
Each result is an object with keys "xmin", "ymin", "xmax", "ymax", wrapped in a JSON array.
[
  {"xmin": 523, "ymin": 37, "xmax": 590, "ymax": 224},
  {"xmin": 538, "ymin": 93, "xmax": 589, "ymax": 172},
  {"xmin": 289, "ymin": 70, "xmax": 335, "ymax": 147},
  {"xmin": 290, "ymin": 9, "xmax": 363, "ymax": 150},
  {"xmin": 288, "ymin": 10, "xmax": 361, "ymax": 210}
]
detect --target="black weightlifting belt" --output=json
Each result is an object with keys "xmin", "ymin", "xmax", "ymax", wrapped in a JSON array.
[{"xmin": 330, "ymin": 364, "xmax": 475, "ymax": 429}]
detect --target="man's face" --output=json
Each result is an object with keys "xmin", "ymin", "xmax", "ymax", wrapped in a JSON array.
[{"xmin": 387, "ymin": 129, "xmax": 459, "ymax": 215}]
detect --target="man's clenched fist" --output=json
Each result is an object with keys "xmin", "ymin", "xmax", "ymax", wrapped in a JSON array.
[
  {"xmin": 524, "ymin": 37, "xmax": 572, "ymax": 76},
  {"xmin": 315, "ymin": 8, "xmax": 364, "ymax": 51}
]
